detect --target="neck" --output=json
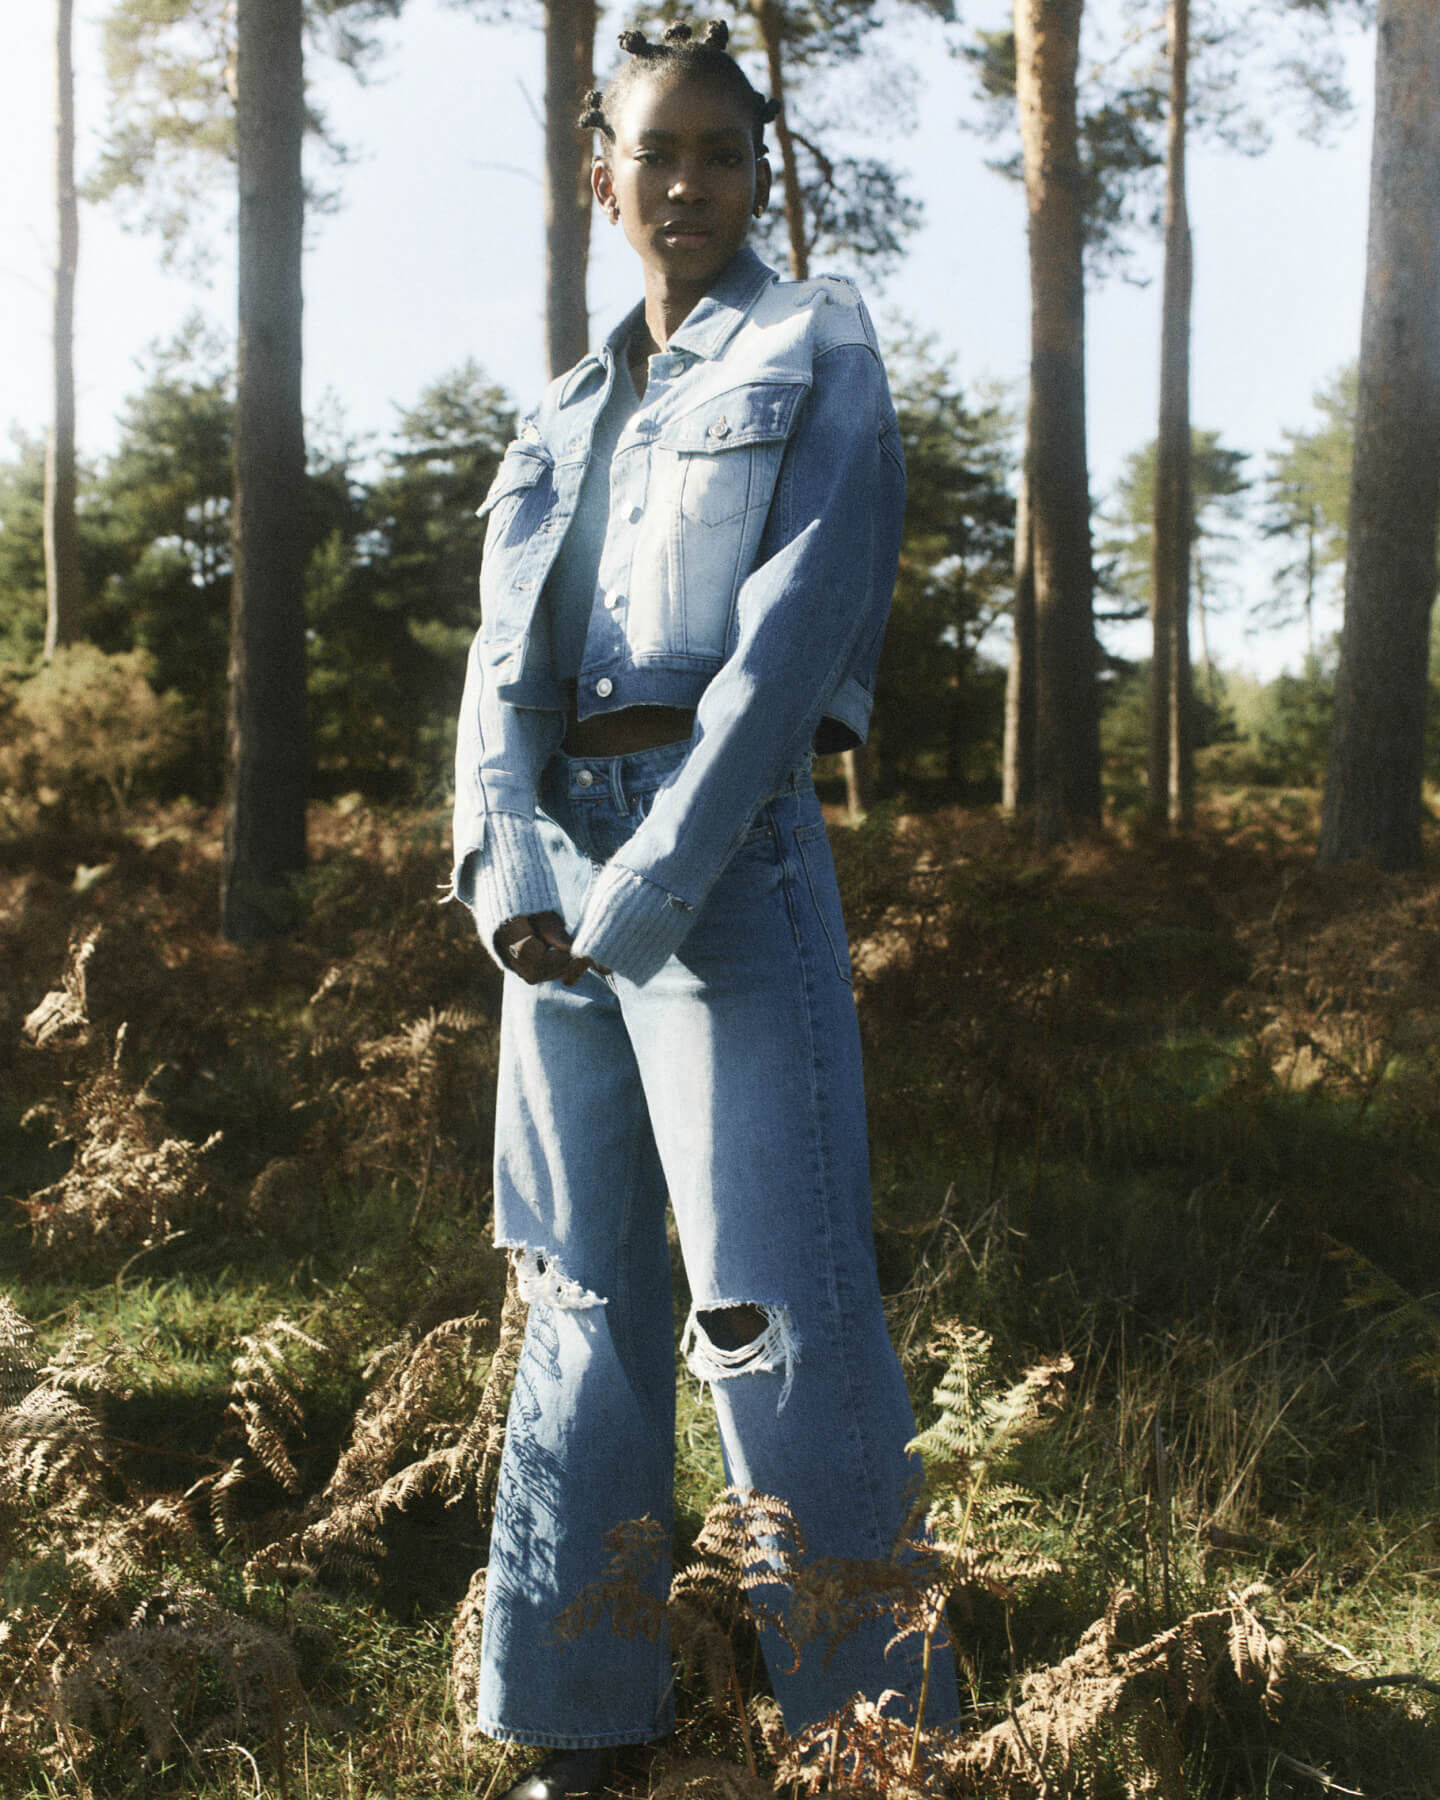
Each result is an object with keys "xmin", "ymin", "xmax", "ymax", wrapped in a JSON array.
[{"xmin": 642, "ymin": 274, "xmax": 706, "ymax": 350}]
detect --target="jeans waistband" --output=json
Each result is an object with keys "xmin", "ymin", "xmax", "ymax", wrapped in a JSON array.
[{"xmin": 546, "ymin": 740, "xmax": 813, "ymax": 813}]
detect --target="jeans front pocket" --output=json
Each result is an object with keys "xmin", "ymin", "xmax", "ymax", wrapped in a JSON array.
[{"xmin": 793, "ymin": 821, "xmax": 853, "ymax": 985}]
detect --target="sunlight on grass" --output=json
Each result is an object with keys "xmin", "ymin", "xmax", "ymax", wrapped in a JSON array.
[{"xmin": 2, "ymin": 796, "xmax": 1438, "ymax": 1795}]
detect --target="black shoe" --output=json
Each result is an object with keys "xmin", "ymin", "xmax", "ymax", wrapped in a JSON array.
[{"xmin": 496, "ymin": 1747, "xmax": 618, "ymax": 1800}]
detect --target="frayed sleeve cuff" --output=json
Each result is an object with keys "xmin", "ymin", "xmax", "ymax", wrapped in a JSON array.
[
  {"xmin": 570, "ymin": 861, "xmax": 695, "ymax": 986},
  {"xmin": 455, "ymin": 811, "xmax": 564, "ymax": 972}
]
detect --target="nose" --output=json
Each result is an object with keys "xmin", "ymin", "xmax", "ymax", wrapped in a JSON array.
[{"xmin": 667, "ymin": 160, "xmax": 708, "ymax": 203}]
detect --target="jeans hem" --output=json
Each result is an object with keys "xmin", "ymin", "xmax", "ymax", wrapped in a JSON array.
[{"xmin": 476, "ymin": 1718, "xmax": 674, "ymax": 1750}]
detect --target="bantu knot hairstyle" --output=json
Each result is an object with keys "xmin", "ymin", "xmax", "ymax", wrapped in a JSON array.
[{"xmin": 578, "ymin": 19, "xmax": 781, "ymax": 156}]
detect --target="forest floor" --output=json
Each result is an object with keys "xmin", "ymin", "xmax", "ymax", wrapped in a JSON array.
[{"xmin": 2, "ymin": 787, "xmax": 1439, "ymax": 1799}]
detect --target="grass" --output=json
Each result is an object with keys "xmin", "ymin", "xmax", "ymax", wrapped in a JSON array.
[{"xmin": 2, "ymin": 791, "xmax": 1439, "ymax": 1795}]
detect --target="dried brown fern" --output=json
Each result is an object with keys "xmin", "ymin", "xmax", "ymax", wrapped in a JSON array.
[
  {"xmin": 451, "ymin": 1566, "xmax": 487, "ymax": 1744},
  {"xmin": 297, "ymin": 990, "xmax": 496, "ymax": 1226},
  {"xmin": 54, "ymin": 1596, "xmax": 312, "ymax": 1769},
  {"xmin": 0, "ymin": 1298, "xmax": 302, "ymax": 1782},
  {"xmin": 777, "ymin": 1691, "xmax": 924, "ymax": 1799},
  {"xmin": 20, "ymin": 1025, "xmax": 221, "ymax": 1258},
  {"xmin": 248, "ymin": 1262, "xmax": 524, "ymax": 1590},
  {"xmin": 1324, "ymin": 1234, "xmax": 1440, "ymax": 1389},
  {"xmin": 0, "ymin": 1292, "xmax": 39, "ymax": 1407},
  {"xmin": 649, "ymin": 1756, "xmax": 778, "ymax": 1800},
  {"xmin": 227, "ymin": 1316, "xmax": 328, "ymax": 1496},
  {"xmin": 949, "ymin": 1584, "xmax": 1286, "ymax": 1798},
  {"xmin": 554, "ymin": 1486, "xmax": 805, "ymax": 1777},
  {"xmin": 21, "ymin": 924, "xmax": 99, "ymax": 1050}
]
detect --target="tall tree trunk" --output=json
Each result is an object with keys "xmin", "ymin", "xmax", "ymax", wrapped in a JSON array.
[
  {"xmin": 1150, "ymin": 0, "xmax": 1193, "ymax": 827},
  {"xmin": 1319, "ymin": 0, "xmax": 1440, "ymax": 869},
  {"xmin": 44, "ymin": 0, "xmax": 82, "ymax": 660},
  {"xmin": 751, "ymin": 0, "xmax": 808, "ymax": 281},
  {"xmin": 752, "ymin": 0, "xmax": 871, "ymax": 819},
  {"xmin": 1303, "ymin": 514, "xmax": 1316, "ymax": 662},
  {"xmin": 1003, "ymin": 452, "xmax": 1036, "ymax": 814},
  {"xmin": 543, "ymin": 0, "xmax": 595, "ymax": 377},
  {"xmin": 222, "ymin": 0, "xmax": 308, "ymax": 942},
  {"xmin": 1013, "ymin": 0, "xmax": 1099, "ymax": 847}
]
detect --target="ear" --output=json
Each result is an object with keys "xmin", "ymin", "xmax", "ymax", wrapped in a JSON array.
[
  {"xmin": 753, "ymin": 153, "xmax": 773, "ymax": 219},
  {"xmin": 592, "ymin": 156, "xmax": 620, "ymax": 221}
]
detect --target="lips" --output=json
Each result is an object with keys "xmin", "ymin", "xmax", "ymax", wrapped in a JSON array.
[{"xmin": 661, "ymin": 223, "xmax": 711, "ymax": 247}]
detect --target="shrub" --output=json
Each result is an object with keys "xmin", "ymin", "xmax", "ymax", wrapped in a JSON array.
[{"xmin": 0, "ymin": 644, "xmax": 188, "ymax": 827}]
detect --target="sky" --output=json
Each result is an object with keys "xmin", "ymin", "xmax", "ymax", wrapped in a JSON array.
[{"xmin": 0, "ymin": 0, "xmax": 1377, "ymax": 678}]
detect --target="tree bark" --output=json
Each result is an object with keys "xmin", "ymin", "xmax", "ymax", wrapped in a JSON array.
[
  {"xmin": 1002, "ymin": 451, "xmax": 1036, "ymax": 814},
  {"xmin": 1013, "ymin": 0, "xmax": 1099, "ymax": 846},
  {"xmin": 751, "ymin": 0, "xmax": 808, "ymax": 281},
  {"xmin": 222, "ymin": 0, "xmax": 308, "ymax": 941},
  {"xmin": 543, "ymin": 0, "xmax": 595, "ymax": 378},
  {"xmin": 1319, "ymin": 0, "xmax": 1440, "ymax": 869},
  {"xmin": 1150, "ymin": 0, "xmax": 1194, "ymax": 827},
  {"xmin": 44, "ymin": 0, "xmax": 82, "ymax": 660}
]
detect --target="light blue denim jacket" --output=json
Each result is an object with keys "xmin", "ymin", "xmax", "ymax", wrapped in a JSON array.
[{"xmin": 452, "ymin": 247, "xmax": 904, "ymax": 984}]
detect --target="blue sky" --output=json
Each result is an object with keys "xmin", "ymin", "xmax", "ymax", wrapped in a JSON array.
[{"xmin": 0, "ymin": 0, "xmax": 1377, "ymax": 676}]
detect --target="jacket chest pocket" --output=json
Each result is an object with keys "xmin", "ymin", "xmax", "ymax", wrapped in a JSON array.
[
  {"xmin": 663, "ymin": 381, "xmax": 808, "ymax": 530},
  {"xmin": 476, "ymin": 441, "xmax": 555, "ymax": 634},
  {"xmin": 478, "ymin": 442, "xmax": 553, "ymax": 549}
]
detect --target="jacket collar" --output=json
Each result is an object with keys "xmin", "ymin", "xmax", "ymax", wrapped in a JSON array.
[
  {"xmin": 660, "ymin": 247, "xmax": 779, "ymax": 361},
  {"xmin": 558, "ymin": 247, "xmax": 778, "ymax": 406}
]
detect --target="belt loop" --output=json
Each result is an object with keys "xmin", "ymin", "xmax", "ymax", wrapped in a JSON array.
[{"xmin": 610, "ymin": 756, "xmax": 628, "ymax": 814}]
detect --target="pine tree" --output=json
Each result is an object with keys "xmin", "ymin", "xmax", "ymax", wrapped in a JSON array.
[
  {"xmin": 1319, "ymin": 0, "xmax": 1440, "ymax": 869},
  {"xmin": 43, "ymin": 0, "xmax": 83, "ymax": 660}
]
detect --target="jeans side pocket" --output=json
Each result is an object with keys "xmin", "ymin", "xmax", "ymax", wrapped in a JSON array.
[{"xmin": 794, "ymin": 822, "xmax": 854, "ymax": 985}]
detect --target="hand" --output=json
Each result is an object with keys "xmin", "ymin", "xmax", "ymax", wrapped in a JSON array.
[{"xmin": 495, "ymin": 912, "xmax": 609, "ymax": 987}]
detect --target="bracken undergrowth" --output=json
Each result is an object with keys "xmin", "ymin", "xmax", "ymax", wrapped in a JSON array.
[{"xmin": 1, "ymin": 790, "xmax": 1437, "ymax": 1797}]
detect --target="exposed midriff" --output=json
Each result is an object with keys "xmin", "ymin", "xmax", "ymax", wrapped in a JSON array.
[{"xmin": 563, "ymin": 704, "xmax": 695, "ymax": 757}]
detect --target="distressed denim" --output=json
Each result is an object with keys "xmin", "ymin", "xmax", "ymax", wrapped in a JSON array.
[
  {"xmin": 476, "ymin": 740, "xmax": 957, "ymax": 1746},
  {"xmin": 451, "ymin": 248, "xmax": 906, "ymax": 985}
]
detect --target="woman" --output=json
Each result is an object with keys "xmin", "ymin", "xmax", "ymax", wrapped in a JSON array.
[{"xmin": 452, "ymin": 22, "xmax": 956, "ymax": 1796}]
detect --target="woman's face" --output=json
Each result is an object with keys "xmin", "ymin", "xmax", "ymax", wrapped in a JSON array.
[{"xmin": 594, "ymin": 73, "xmax": 771, "ymax": 304}]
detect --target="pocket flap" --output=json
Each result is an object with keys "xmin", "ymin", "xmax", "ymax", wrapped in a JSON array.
[
  {"xmin": 663, "ymin": 380, "xmax": 808, "ymax": 455},
  {"xmin": 476, "ymin": 444, "xmax": 552, "ymax": 517}
]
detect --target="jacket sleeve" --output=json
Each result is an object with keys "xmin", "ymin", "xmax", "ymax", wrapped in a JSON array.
[
  {"xmin": 450, "ymin": 627, "xmax": 566, "ymax": 972},
  {"xmin": 568, "ymin": 334, "xmax": 904, "ymax": 983}
]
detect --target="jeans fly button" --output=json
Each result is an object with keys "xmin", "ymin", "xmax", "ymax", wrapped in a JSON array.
[{"xmin": 576, "ymin": 769, "xmax": 597, "ymax": 788}]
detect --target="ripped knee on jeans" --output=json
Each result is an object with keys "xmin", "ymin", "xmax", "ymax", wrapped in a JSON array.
[
  {"xmin": 510, "ymin": 1246, "xmax": 607, "ymax": 1311},
  {"xmin": 682, "ymin": 1301, "xmax": 800, "ymax": 1410}
]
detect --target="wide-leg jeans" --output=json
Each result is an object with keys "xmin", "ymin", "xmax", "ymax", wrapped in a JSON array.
[{"xmin": 475, "ymin": 740, "xmax": 956, "ymax": 1746}]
